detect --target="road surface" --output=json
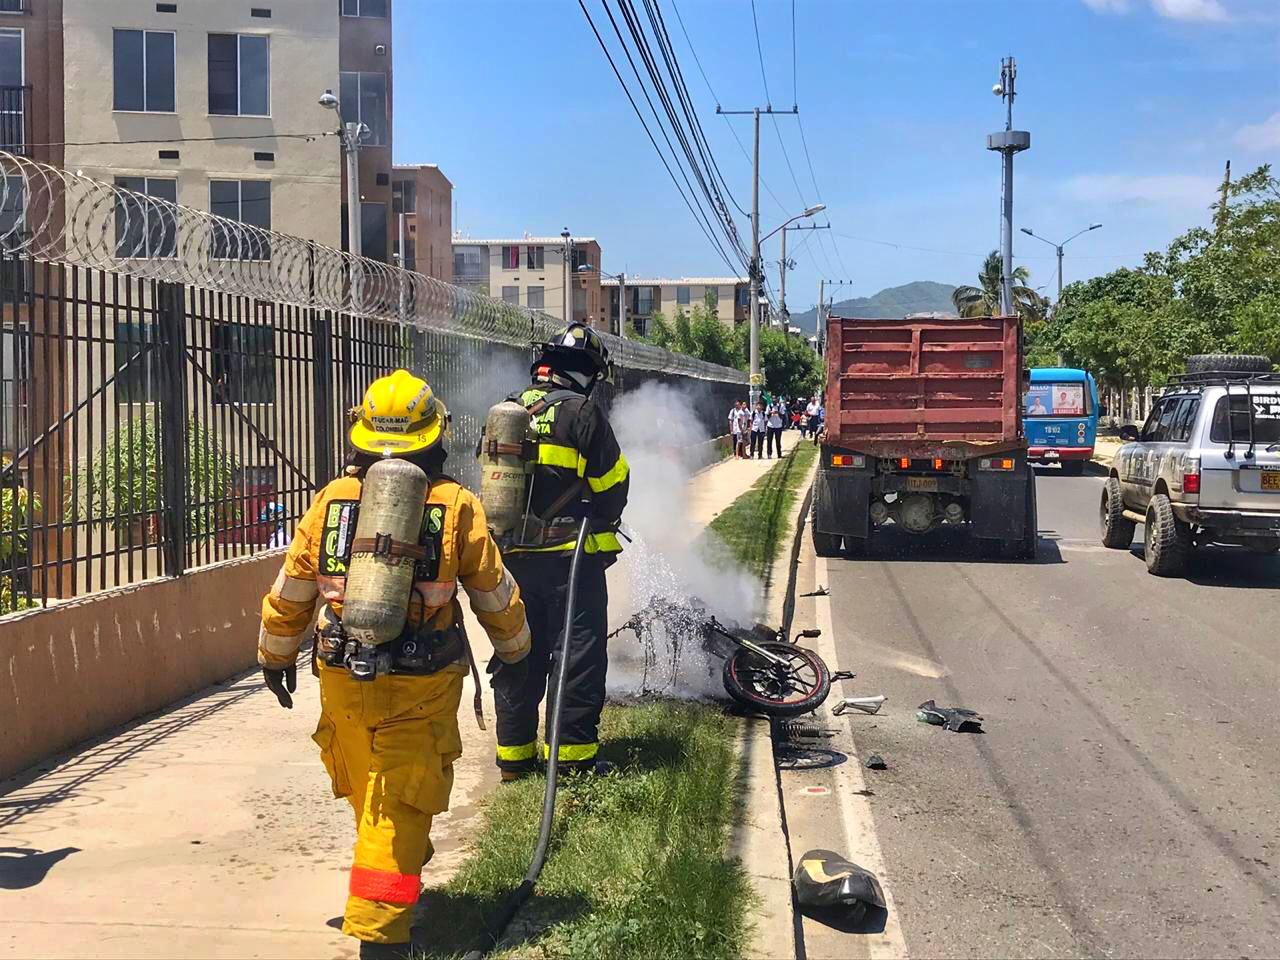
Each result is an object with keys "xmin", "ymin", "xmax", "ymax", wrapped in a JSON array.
[{"xmin": 786, "ymin": 467, "xmax": 1279, "ymax": 959}]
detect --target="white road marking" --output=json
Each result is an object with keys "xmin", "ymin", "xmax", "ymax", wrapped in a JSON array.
[{"xmin": 813, "ymin": 555, "xmax": 910, "ymax": 960}]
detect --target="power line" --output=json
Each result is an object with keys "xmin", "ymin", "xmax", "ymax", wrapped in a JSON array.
[
  {"xmin": 573, "ymin": 0, "xmax": 737, "ymax": 273},
  {"xmin": 749, "ymin": 0, "xmax": 772, "ymax": 105},
  {"xmin": 668, "ymin": 0, "xmax": 787, "ymax": 217}
]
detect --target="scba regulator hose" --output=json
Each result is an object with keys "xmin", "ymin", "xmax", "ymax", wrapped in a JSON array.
[{"xmin": 463, "ymin": 519, "xmax": 591, "ymax": 960}]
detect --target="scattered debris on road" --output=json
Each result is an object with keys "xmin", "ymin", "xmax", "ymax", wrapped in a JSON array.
[
  {"xmin": 833, "ymin": 695, "xmax": 887, "ymax": 716},
  {"xmin": 916, "ymin": 699, "xmax": 984, "ymax": 732},
  {"xmin": 801, "ymin": 585, "xmax": 830, "ymax": 597},
  {"xmin": 864, "ymin": 754, "xmax": 888, "ymax": 770},
  {"xmin": 793, "ymin": 848, "xmax": 887, "ymax": 925}
]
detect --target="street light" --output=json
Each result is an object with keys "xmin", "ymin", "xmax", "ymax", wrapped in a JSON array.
[
  {"xmin": 1020, "ymin": 223, "xmax": 1102, "ymax": 302},
  {"xmin": 750, "ymin": 203, "xmax": 826, "ymax": 402},
  {"xmin": 319, "ymin": 88, "xmax": 369, "ymax": 258},
  {"xmin": 579, "ymin": 263, "xmax": 628, "ymax": 337}
]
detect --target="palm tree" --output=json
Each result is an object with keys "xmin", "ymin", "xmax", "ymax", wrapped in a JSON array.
[{"xmin": 952, "ymin": 250, "xmax": 1041, "ymax": 318}]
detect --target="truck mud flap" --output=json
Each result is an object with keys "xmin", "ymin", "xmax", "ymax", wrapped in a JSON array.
[
  {"xmin": 814, "ymin": 468, "xmax": 872, "ymax": 539},
  {"xmin": 969, "ymin": 464, "xmax": 1030, "ymax": 540}
]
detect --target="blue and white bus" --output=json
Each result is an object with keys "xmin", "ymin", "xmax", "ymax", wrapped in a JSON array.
[{"xmin": 1025, "ymin": 368, "xmax": 1101, "ymax": 476}]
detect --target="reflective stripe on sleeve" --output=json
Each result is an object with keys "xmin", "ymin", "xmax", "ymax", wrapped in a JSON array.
[
  {"xmin": 259, "ymin": 626, "xmax": 307, "ymax": 657},
  {"xmin": 541, "ymin": 741, "xmax": 598, "ymax": 762},
  {"xmin": 271, "ymin": 569, "xmax": 318, "ymax": 603},
  {"xmin": 506, "ymin": 531, "xmax": 622, "ymax": 556},
  {"xmin": 348, "ymin": 865, "xmax": 421, "ymax": 905},
  {"xmin": 587, "ymin": 453, "xmax": 629, "ymax": 493},
  {"xmin": 497, "ymin": 741, "xmax": 537, "ymax": 762},
  {"xmin": 464, "ymin": 569, "xmax": 515, "ymax": 613},
  {"xmin": 490, "ymin": 621, "xmax": 531, "ymax": 657},
  {"xmin": 536, "ymin": 443, "xmax": 587, "ymax": 476}
]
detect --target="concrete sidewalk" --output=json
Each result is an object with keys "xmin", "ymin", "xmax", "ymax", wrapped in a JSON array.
[{"xmin": 0, "ymin": 434, "xmax": 805, "ymax": 960}]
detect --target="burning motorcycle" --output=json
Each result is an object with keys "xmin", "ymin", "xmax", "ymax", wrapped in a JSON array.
[{"xmin": 608, "ymin": 598, "xmax": 836, "ymax": 718}]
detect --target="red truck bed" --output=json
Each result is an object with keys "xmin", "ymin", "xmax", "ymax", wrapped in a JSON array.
[{"xmin": 824, "ymin": 314, "xmax": 1025, "ymax": 458}]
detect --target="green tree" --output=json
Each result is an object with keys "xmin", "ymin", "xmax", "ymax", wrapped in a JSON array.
[
  {"xmin": 758, "ymin": 327, "xmax": 824, "ymax": 399},
  {"xmin": 952, "ymin": 250, "xmax": 1041, "ymax": 318}
]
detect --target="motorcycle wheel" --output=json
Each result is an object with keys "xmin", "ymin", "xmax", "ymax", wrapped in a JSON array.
[{"xmin": 723, "ymin": 642, "xmax": 832, "ymax": 718}]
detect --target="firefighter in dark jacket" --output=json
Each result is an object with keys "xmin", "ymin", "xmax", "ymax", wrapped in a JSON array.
[{"xmin": 490, "ymin": 323, "xmax": 629, "ymax": 779}]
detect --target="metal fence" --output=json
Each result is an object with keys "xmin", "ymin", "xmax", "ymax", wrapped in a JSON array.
[{"xmin": 0, "ymin": 150, "xmax": 746, "ymax": 613}]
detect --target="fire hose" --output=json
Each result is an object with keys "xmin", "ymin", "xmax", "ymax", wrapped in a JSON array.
[{"xmin": 463, "ymin": 517, "xmax": 591, "ymax": 960}]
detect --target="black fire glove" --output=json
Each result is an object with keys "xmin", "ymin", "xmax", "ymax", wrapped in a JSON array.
[
  {"xmin": 486, "ymin": 654, "xmax": 529, "ymax": 704},
  {"xmin": 262, "ymin": 664, "xmax": 297, "ymax": 710}
]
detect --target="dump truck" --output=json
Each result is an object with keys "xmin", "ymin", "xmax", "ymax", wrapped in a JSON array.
[{"xmin": 812, "ymin": 313, "xmax": 1036, "ymax": 558}]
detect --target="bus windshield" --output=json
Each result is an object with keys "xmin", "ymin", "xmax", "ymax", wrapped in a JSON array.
[{"xmin": 1025, "ymin": 382, "xmax": 1091, "ymax": 417}]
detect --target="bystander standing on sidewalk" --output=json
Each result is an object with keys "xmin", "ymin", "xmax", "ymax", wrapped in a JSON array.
[
  {"xmin": 734, "ymin": 400, "xmax": 752, "ymax": 459},
  {"xmin": 766, "ymin": 400, "xmax": 785, "ymax": 458},
  {"xmin": 750, "ymin": 400, "xmax": 767, "ymax": 459},
  {"xmin": 810, "ymin": 396, "xmax": 825, "ymax": 444},
  {"xmin": 728, "ymin": 400, "xmax": 742, "ymax": 459}
]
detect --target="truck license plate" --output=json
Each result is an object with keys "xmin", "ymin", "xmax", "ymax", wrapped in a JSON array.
[
  {"xmin": 907, "ymin": 477, "xmax": 939, "ymax": 492},
  {"xmin": 1262, "ymin": 472, "xmax": 1280, "ymax": 491}
]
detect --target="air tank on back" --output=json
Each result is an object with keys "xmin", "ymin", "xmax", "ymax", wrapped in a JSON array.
[
  {"xmin": 341, "ymin": 458, "xmax": 429, "ymax": 645},
  {"xmin": 478, "ymin": 400, "xmax": 533, "ymax": 547}
]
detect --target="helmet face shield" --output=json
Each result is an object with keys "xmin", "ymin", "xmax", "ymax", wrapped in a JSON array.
[{"xmin": 533, "ymin": 323, "xmax": 611, "ymax": 385}]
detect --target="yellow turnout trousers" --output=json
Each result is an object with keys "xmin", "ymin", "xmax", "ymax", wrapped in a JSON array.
[{"xmin": 313, "ymin": 662, "xmax": 466, "ymax": 944}]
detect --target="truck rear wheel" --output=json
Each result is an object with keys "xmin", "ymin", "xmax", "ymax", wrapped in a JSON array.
[
  {"xmin": 812, "ymin": 530, "xmax": 842, "ymax": 557},
  {"xmin": 1100, "ymin": 477, "xmax": 1135, "ymax": 549},
  {"xmin": 1144, "ymin": 493, "xmax": 1191, "ymax": 577}
]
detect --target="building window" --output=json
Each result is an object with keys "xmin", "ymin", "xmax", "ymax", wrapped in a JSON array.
[
  {"xmin": 452, "ymin": 245, "xmax": 488, "ymax": 288},
  {"xmin": 675, "ymin": 285, "xmax": 690, "ymax": 306},
  {"xmin": 114, "ymin": 178, "xmax": 177, "ymax": 259},
  {"xmin": 0, "ymin": 1, "xmax": 28, "ymax": 13},
  {"xmin": 736, "ymin": 285, "xmax": 749, "ymax": 309},
  {"xmin": 113, "ymin": 321, "xmax": 158, "ymax": 404},
  {"xmin": 501, "ymin": 286, "xmax": 518, "ymax": 306},
  {"xmin": 210, "ymin": 180, "xmax": 271, "ymax": 260},
  {"xmin": 526, "ymin": 245, "xmax": 544, "ymax": 270},
  {"xmin": 361, "ymin": 201, "xmax": 387, "ymax": 263},
  {"xmin": 212, "ymin": 322, "xmax": 275, "ymax": 404},
  {"xmin": 1, "ymin": 322, "xmax": 29, "ymax": 454},
  {"xmin": 573, "ymin": 286, "xmax": 586, "ymax": 314},
  {"xmin": 705, "ymin": 286, "xmax": 720, "ymax": 308},
  {"xmin": 113, "ymin": 30, "xmax": 175, "ymax": 113},
  {"xmin": 1, "ymin": 28, "xmax": 24, "ymax": 155},
  {"xmin": 392, "ymin": 178, "xmax": 416, "ymax": 214},
  {"xmin": 526, "ymin": 286, "xmax": 545, "ymax": 311},
  {"xmin": 572, "ymin": 247, "xmax": 590, "ymax": 271},
  {"xmin": 501, "ymin": 245, "xmax": 519, "ymax": 270},
  {"xmin": 636, "ymin": 286, "xmax": 655, "ymax": 316},
  {"xmin": 208, "ymin": 34, "xmax": 270, "ymax": 117},
  {"xmin": 339, "ymin": 71, "xmax": 387, "ymax": 146},
  {"xmin": 340, "ymin": 0, "xmax": 387, "ymax": 16}
]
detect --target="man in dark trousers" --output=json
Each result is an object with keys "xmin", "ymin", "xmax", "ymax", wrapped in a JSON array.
[{"xmin": 490, "ymin": 323, "xmax": 630, "ymax": 780}]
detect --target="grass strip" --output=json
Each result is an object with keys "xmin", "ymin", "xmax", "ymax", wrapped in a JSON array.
[
  {"xmin": 415, "ymin": 700, "xmax": 752, "ymax": 959},
  {"xmin": 706, "ymin": 439, "xmax": 817, "ymax": 580}
]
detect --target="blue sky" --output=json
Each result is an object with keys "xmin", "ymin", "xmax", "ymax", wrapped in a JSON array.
[{"xmin": 395, "ymin": 0, "xmax": 1279, "ymax": 311}]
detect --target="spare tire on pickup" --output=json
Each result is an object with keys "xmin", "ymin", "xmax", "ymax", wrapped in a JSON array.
[{"xmin": 1185, "ymin": 354, "xmax": 1273, "ymax": 374}]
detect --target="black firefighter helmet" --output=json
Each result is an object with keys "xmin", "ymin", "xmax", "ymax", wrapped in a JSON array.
[{"xmin": 532, "ymin": 322, "xmax": 612, "ymax": 392}]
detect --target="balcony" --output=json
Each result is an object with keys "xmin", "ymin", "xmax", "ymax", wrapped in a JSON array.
[{"xmin": 1, "ymin": 86, "xmax": 30, "ymax": 157}]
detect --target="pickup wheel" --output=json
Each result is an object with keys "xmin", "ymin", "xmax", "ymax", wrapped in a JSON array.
[
  {"xmin": 1185, "ymin": 353, "xmax": 1273, "ymax": 374},
  {"xmin": 812, "ymin": 530, "xmax": 842, "ymax": 557},
  {"xmin": 1100, "ymin": 477, "xmax": 1135, "ymax": 549},
  {"xmin": 1144, "ymin": 493, "xmax": 1191, "ymax": 577}
]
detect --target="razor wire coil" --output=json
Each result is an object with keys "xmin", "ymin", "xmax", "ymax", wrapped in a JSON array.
[{"xmin": 0, "ymin": 149, "xmax": 747, "ymax": 384}]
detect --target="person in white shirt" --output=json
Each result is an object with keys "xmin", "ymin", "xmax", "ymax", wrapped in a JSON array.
[
  {"xmin": 733, "ymin": 400, "xmax": 752, "ymax": 459},
  {"xmin": 766, "ymin": 401, "xmax": 785, "ymax": 458},
  {"xmin": 749, "ymin": 400, "xmax": 768, "ymax": 459}
]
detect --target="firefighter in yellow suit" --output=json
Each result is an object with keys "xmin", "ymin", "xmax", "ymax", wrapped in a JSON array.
[{"xmin": 258, "ymin": 370, "xmax": 529, "ymax": 960}]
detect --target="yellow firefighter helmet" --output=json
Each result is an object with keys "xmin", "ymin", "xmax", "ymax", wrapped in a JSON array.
[{"xmin": 349, "ymin": 369, "xmax": 448, "ymax": 456}]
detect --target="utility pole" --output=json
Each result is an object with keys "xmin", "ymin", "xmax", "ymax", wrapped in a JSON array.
[
  {"xmin": 779, "ymin": 222, "xmax": 830, "ymax": 336},
  {"xmin": 1215, "ymin": 160, "xmax": 1231, "ymax": 237},
  {"xmin": 986, "ymin": 57, "xmax": 1030, "ymax": 316},
  {"xmin": 719, "ymin": 104, "xmax": 798, "ymax": 405},
  {"xmin": 816, "ymin": 278, "xmax": 824, "ymax": 355},
  {"xmin": 396, "ymin": 211, "xmax": 408, "ymax": 323},
  {"xmin": 618, "ymin": 271, "xmax": 627, "ymax": 338},
  {"xmin": 561, "ymin": 228, "xmax": 572, "ymax": 325},
  {"xmin": 344, "ymin": 122, "xmax": 364, "ymax": 257}
]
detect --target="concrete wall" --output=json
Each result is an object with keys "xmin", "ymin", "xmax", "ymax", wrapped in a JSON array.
[
  {"xmin": 0, "ymin": 553, "xmax": 281, "ymax": 781},
  {"xmin": 62, "ymin": 0, "xmax": 340, "ymax": 247}
]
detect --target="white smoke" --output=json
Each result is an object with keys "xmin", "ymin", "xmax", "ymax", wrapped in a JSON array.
[{"xmin": 606, "ymin": 382, "xmax": 761, "ymax": 699}]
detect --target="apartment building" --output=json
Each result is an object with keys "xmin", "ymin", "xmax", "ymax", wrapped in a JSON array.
[
  {"xmin": 58, "ymin": 0, "xmax": 340, "ymax": 246},
  {"xmin": 391, "ymin": 163, "xmax": 452, "ymax": 282},
  {"xmin": 338, "ymin": 0, "xmax": 393, "ymax": 262},
  {"xmin": 451, "ymin": 236, "xmax": 605, "ymax": 330},
  {"xmin": 601, "ymin": 276, "xmax": 749, "ymax": 336}
]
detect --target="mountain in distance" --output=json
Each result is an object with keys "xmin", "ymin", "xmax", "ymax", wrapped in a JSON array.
[{"xmin": 788, "ymin": 281, "xmax": 958, "ymax": 336}]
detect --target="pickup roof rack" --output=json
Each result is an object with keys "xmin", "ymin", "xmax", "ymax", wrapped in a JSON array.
[{"xmin": 1160, "ymin": 371, "xmax": 1280, "ymax": 460}]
